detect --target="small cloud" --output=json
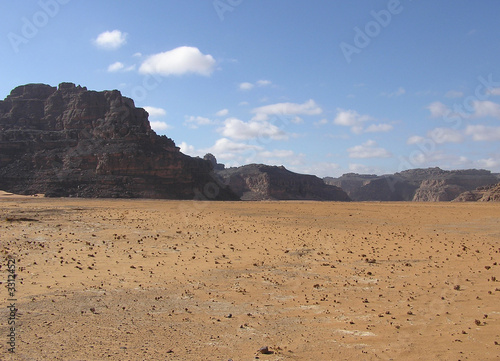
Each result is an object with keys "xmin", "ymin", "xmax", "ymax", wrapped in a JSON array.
[
  {"xmin": 239, "ymin": 80, "xmax": 272, "ymax": 91},
  {"xmin": 407, "ymin": 135, "xmax": 425, "ymax": 145},
  {"xmin": 139, "ymin": 46, "xmax": 216, "ymax": 76},
  {"xmin": 150, "ymin": 121, "xmax": 171, "ymax": 132},
  {"xmin": 426, "ymin": 101, "xmax": 452, "ymax": 118},
  {"xmin": 333, "ymin": 109, "xmax": 372, "ymax": 127},
  {"xmin": 427, "ymin": 127, "xmax": 464, "ymax": 144},
  {"xmin": 445, "ymin": 90, "xmax": 464, "ymax": 98},
  {"xmin": 94, "ymin": 30, "xmax": 127, "ymax": 50},
  {"xmin": 381, "ymin": 87, "xmax": 405, "ymax": 98},
  {"xmin": 108, "ymin": 62, "xmax": 124, "ymax": 72},
  {"xmin": 209, "ymin": 138, "xmax": 263, "ymax": 160},
  {"xmin": 476, "ymin": 157, "xmax": 500, "ymax": 169},
  {"xmin": 471, "ymin": 100, "xmax": 500, "ymax": 119},
  {"xmin": 219, "ymin": 117, "xmax": 287, "ymax": 141},
  {"xmin": 252, "ymin": 99, "xmax": 322, "ymax": 121},
  {"xmin": 143, "ymin": 106, "xmax": 167, "ymax": 118},
  {"xmin": 185, "ymin": 115, "xmax": 213, "ymax": 129},
  {"xmin": 348, "ymin": 140, "xmax": 392, "ymax": 159},
  {"xmin": 364, "ymin": 123, "xmax": 394, "ymax": 133},
  {"xmin": 179, "ymin": 141, "xmax": 198, "ymax": 156},
  {"xmin": 108, "ymin": 62, "xmax": 135, "ymax": 72},
  {"xmin": 465, "ymin": 125, "xmax": 500, "ymax": 141},
  {"xmin": 215, "ymin": 109, "xmax": 229, "ymax": 117},
  {"xmin": 239, "ymin": 82, "xmax": 254, "ymax": 91},
  {"xmin": 256, "ymin": 79, "xmax": 272, "ymax": 87},
  {"xmin": 133, "ymin": 52, "xmax": 142, "ymax": 57}
]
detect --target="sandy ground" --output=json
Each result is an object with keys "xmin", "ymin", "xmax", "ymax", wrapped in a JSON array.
[{"xmin": 0, "ymin": 197, "xmax": 499, "ymax": 361}]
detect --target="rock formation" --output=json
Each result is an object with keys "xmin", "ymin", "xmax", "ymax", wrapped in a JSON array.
[
  {"xmin": 215, "ymin": 164, "xmax": 350, "ymax": 201},
  {"xmin": 453, "ymin": 182, "xmax": 500, "ymax": 202},
  {"xmin": 324, "ymin": 168, "xmax": 499, "ymax": 201},
  {"xmin": 0, "ymin": 83, "xmax": 238, "ymax": 199}
]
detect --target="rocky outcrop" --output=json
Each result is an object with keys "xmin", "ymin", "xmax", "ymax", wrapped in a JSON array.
[
  {"xmin": 324, "ymin": 168, "xmax": 499, "ymax": 201},
  {"xmin": 0, "ymin": 83, "xmax": 237, "ymax": 199},
  {"xmin": 216, "ymin": 164, "xmax": 350, "ymax": 201},
  {"xmin": 453, "ymin": 182, "xmax": 500, "ymax": 202}
]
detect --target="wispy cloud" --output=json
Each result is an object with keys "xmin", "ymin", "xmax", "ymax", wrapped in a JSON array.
[
  {"xmin": 239, "ymin": 79, "xmax": 272, "ymax": 91},
  {"xmin": 252, "ymin": 99, "xmax": 322, "ymax": 121},
  {"xmin": 348, "ymin": 140, "xmax": 392, "ymax": 159}
]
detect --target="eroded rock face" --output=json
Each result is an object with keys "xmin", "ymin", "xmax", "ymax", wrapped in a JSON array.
[
  {"xmin": 0, "ymin": 83, "xmax": 237, "ymax": 199},
  {"xmin": 453, "ymin": 182, "xmax": 500, "ymax": 202},
  {"xmin": 324, "ymin": 168, "xmax": 499, "ymax": 202},
  {"xmin": 216, "ymin": 164, "xmax": 350, "ymax": 201}
]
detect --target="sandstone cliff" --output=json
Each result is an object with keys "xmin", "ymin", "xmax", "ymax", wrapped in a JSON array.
[
  {"xmin": 453, "ymin": 182, "xmax": 500, "ymax": 202},
  {"xmin": 0, "ymin": 83, "xmax": 237, "ymax": 199},
  {"xmin": 324, "ymin": 168, "xmax": 499, "ymax": 201},
  {"xmin": 216, "ymin": 164, "xmax": 350, "ymax": 201}
]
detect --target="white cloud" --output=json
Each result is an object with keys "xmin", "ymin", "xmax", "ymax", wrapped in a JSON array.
[
  {"xmin": 407, "ymin": 135, "xmax": 425, "ymax": 145},
  {"xmin": 333, "ymin": 109, "xmax": 372, "ymax": 127},
  {"xmin": 215, "ymin": 109, "xmax": 229, "ymax": 117},
  {"xmin": 150, "ymin": 121, "xmax": 170, "ymax": 132},
  {"xmin": 143, "ymin": 106, "xmax": 167, "ymax": 118},
  {"xmin": 348, "ymin": 140, "xmax": 392, "ymax": 159},
  {"xmin": 184, "ymin": 115, "xmax": 213, "ymax": 129},
  {"xmin": 252, "ymin": 99, "xmax": 322, "ymax": 121},
  {"xmin": 364, "ymin": 123, "xmax": 394, "ymax": 133},
  {"xmin": 108, "ymin": 62, "xmax": 125, "ymax": 72},
  {"xmin": 427, "ymin": 127, "xmax": 464, "ymax": 144},
  {"xmin": 427, "ymin": 101, "xmax": 452, "ymax": 118},
  {"xmin": 179, "ymin": 141, "xmax": 198, "ymax": 156},
  {"xmin": 294, "ymin": 162, "xmax": 341, "ymax": 178},
  {"xmin": 108, "ymin": 62, "xmax": 135, "ymax": 72},
  {"xmin": 239, "ymin": 82, "xmax": 254, "ymax": 91},
  {"xmin": 94, "ymin": 30, "xmax": 127, "ymax": 50},
  {"xmin": 256, "ymin": 79, "xmax": 272, "ymax": 87},
  {"xmin": 476, "ymin": 157, "xmax": 500, "ymax": 169},
  {"xmin": 239, "ymin": 80, "xmax": 272, "ymax": 91},
  {"xmin": 219, "ymin": 117, "xmax": 287, "ymax": 141},
  {"xmin": 471, "ymin": 100, "xmax": 500, "ymax": 119},
  {"xmin": 210, "ymin": 138, "xmax": 263, "ymax": 159},
  {"xmin": 139, "ymin": 46, "xmax": 216, "ymax": 76},
  {"xmin": 465, "ymin": 125, "xmax": 500, "ymax": 141},
  {"xmin": 445, "ymin": 90, "xmax": 464, "ymax": 98}
]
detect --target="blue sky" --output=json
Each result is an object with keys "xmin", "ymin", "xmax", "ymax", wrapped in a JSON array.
[{"xmin": 1, "ymin": 0, "xmax": 500, "ymax": 177}]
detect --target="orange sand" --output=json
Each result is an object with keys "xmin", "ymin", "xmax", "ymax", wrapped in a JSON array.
[{"xmin": 1, "ymin": 198, "xmax": 499, "ymax": 360}]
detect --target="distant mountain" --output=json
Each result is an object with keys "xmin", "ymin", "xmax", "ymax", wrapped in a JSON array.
[
  {"xmin": 0, "ymin": 83, "xmax": 237, "ymax": 200},
  {"xmin": 324, "ymin": 167, "xmax": 500, "ymax": 201},
  {"xmin": 215, "ymin": 163, "xmax": 350, "ymax": 201}
]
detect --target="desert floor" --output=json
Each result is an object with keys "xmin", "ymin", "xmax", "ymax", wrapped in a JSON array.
[{"xmin": 0, "ymin": 197, "xmax": 499, "ymax": 360}]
